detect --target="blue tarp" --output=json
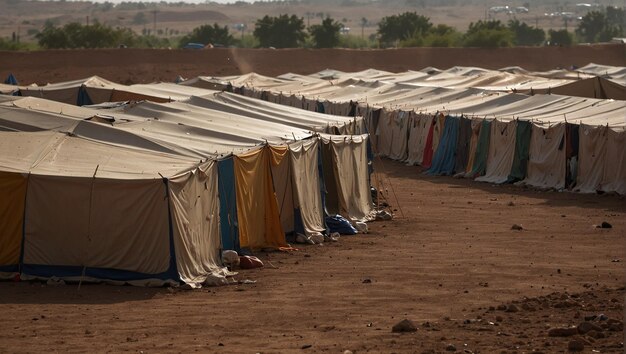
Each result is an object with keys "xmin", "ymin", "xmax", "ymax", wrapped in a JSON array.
[
  {"xmin": 325, "ymin": 215, "xmax": 357, "ymax": 235},
  {"xmin": 217, "ymin": 158, "xmax": 240, "ymax": 251},
  {"xmin": 77, "ymin": 85, "xmax": 93, "ymax": 106},
  {"xmin": 426, "ymin": 115, "xmax": 460, "ymax": 176},
  {"xmin": 4, "ymin": 73, "xmax": 18, "ymax": 85}
]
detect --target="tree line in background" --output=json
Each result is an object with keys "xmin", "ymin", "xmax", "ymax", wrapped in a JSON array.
[{"xmin": 0, "ymin": 6, "xmax": 623, "ymax": 50}]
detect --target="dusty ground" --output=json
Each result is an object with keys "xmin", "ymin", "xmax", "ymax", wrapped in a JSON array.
[
  {"xmin": 1, "ymin": 44, "xmax": 625, "ymax": 85},
  {"xmin": 0, "ymin": 159, "xmax": 624, "ymax": 353}
]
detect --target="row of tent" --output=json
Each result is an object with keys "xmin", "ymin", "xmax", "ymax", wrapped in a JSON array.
[
  {"xmin": 0, "ymin": 91, "xmax": 375, "ymax": 287},
  {"xmin": 0, "ymin": 63, "xmax": 623, "ymax": 287},
  {"xmin": 179, "ymin": 64, "xmax": 625, "ymax": 195},
  {"xmin": 181, "ymin": 63, "xmax": 626, "ymax": 101}
]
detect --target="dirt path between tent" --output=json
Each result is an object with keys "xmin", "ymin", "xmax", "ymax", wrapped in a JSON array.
[{"xmin": 0, "ymin": 159, "xmax": 624, "ymax": 353}]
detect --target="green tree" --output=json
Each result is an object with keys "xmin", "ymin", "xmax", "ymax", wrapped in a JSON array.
[
  {"xmin": 605, "ymin": 6, "xmax": 625, "ymax": 28},
  {"xmin": 548, "ymin": 29, "xmax": 573, "ymax": 46},
  {"xmin": 37, "ymin": 22, "xmax": 136, "ymax": 49},
  {"xmin": 463, "ymin": 20, "xmax": 513, "ymax": 47},
  {"xmin": 178, "ymin": 23, "xmax": 234, "ymax": 47},
  {"xmin": 36, "ymin": 22, "xmax": 70, "ymax": 48},
  {"xmin": 575, "ymin": 9, "xmax": 623, "ymax": 43},
  {"xmin": 576, "ymin": 11, "xmax": 608, "ymax": 42},
  {"xmin": 422, "ymin": 24, "xmax": 462, "ymax": 47},
  {"xmin": 508, "ymin": 19, "xmax": 545, "ymax": 46},
  {"xmin": 377, "ymin": 12, "xmax": 432, "ymax": 46},
  {"xmin": 253, "ymin": 14, "xmax": 307, "ymax": 48},
  {"xmin": 309, "ymin": 17, "xmax": 342, "ymax": 48},
  {"xmin": 132, "ymin": 12, "xmax": 148, "ymax": 25}
]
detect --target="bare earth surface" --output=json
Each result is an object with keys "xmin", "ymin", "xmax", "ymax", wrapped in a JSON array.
[
  {"xmin": 0, "ymin": 160, "xmax": 624, "ymax": 353},
  {"xmin": 1, "ymin": 44, "xmax": 625, "ymax": 85}
]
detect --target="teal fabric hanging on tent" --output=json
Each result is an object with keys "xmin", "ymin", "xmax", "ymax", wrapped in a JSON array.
[
  {"xmin": 454, "ymin": 117, "xmax": 473, "ymax": 173},
  {"xmin": 468, "ymin": 119, "xmax": 491, "ymax": 178},
  {"xmin": 218, "ymin": 157, "xmax": 240, "ymax": 251},
  {"xmin": 507, "ymin": 120, "xmax": 532, "ymax": 182},
  {"xmin": 426, "ymin": 115, "xmax": 459, "ymax": 176},
  {"xmin": 77, "ymin": 85, "xmax": 93, "ymax": 106}
]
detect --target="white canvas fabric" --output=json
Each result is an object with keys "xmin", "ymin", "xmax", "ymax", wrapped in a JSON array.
[
  {"xmin": 599, "ymin": 129, "xmax": 626, "ymax": 194},
  {"xmin": 375, "ymin": 109, "xmax": 393, "ymax": 157},
  {"xmin": 289, "ymin": 139, "xmax": 326, "ymax": 236},
  {"xmin": 322, "ymin": 134, "xmax": 374, "ymax": 223},
  {"xmin": 388, "ymin": 110, "xmax": 410, "ymax": 161},
  {"xmin": 575, "ymin": 124, "xmax": 608, "ymax": 193},
  {"xmin": 168, "ymin": 161, "xmax": 228, "ymax": 287},
  {"xmin": 406, "ymin": 113, "xmax": 434, "ymax": 165},
  {"xmin": 522, "ymin": 123, "xmax": 566, "ymax": 190},
  {"xmin": 476, "ymin": 120, "xmax": 517, "ymax": 184}
]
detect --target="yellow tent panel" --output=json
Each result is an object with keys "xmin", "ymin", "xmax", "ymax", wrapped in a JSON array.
[{"xmin": 234, "ymin": 147, "xmax": 286, "ymax": 249}]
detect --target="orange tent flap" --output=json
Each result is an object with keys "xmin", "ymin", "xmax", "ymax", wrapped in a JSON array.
[
  {"xmin": 268, "ymin": 144, "xmax": 289, "ymax": 166},
  {"xmin": 234, "ymin": 147, "xmax": 286, "ymax": 249},
  {"xmin": 0, "ymin": 172, "xmax": 27, "ymax": 266}
]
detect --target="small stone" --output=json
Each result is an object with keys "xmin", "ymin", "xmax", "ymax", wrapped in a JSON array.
[
  {"xmin": 587, "ymin": 330, "xmax": 605, "ymax": 339},
  {"xmin": 362, "ymin": 278, "xmax": 372, "ymax": 284},
  {"xmin": 505, "ymin": 304, "xmax": 519, "ymax": 313},
  {"xmin": 507, "ymin": 201, "xmax": 515, "ymax": 206},
  {"xmin": 495, "ymin": 316, "xmax": 503, "ymax": 322},
  {"xmin": 392, "ymin": 319, "xmax": 418, "ymax": 333},
  {"xmin": 578, "ymin": 322, "xmax": 603, "ymax": 334},
  {"xmin": 548, "ymin": 327, "xmax": 578, "ymax": 337},
  {"xmin": 599, "ymin": 221, "xmax": 612, "ymax": 229},
  {"xmin": 218, "ymin": 343, "xmax": 224, "ymax": 347},
  {"xmin": 301, "ymin": 344, "xmax": 312, "ymax": 349},
  {"xmin": 567, "ymin": 339, "xmax": 584, "ymax": 352},
  {"xmin": 521, "ymin": 303, "xmax": 535, "ymax": 311},
  {"xmin": 445, "ymin": 344, "xmax": 457, "ymax": 351},
  {"xmin": 496, "ymin": 304, "xmax": 507, "ymax": 311},
  {"xmin": 511, "ymin": 224, "xmax": 523, "ymax": 230},
  {"xmin": 343, "ymin": 351, "xmax": 353, "ymax": 354}
]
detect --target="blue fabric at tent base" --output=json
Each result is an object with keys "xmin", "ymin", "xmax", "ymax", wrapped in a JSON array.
[
  {"xmin": 4, "ymin": 73, "xmax": 18, "ymax": 85},
  {"xmin": 426, "ymin": 115, "xmax": 460, "ymax": 176},
  {"xmin": 325, "ymin": 215, "xmax": 357, "ymax": 235},
  {"xmin": 218, "ymin": 157, "xmax": 240, "ymax": 251}
]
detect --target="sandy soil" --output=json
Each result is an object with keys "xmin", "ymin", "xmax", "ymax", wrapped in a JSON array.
[
  {"xmin": 0, "ymin": 159, "xmax": 624, "ymax": 353},
  {"xmin": 1, "ymin": 44, "xmax": 624, "ymax": 85}
]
